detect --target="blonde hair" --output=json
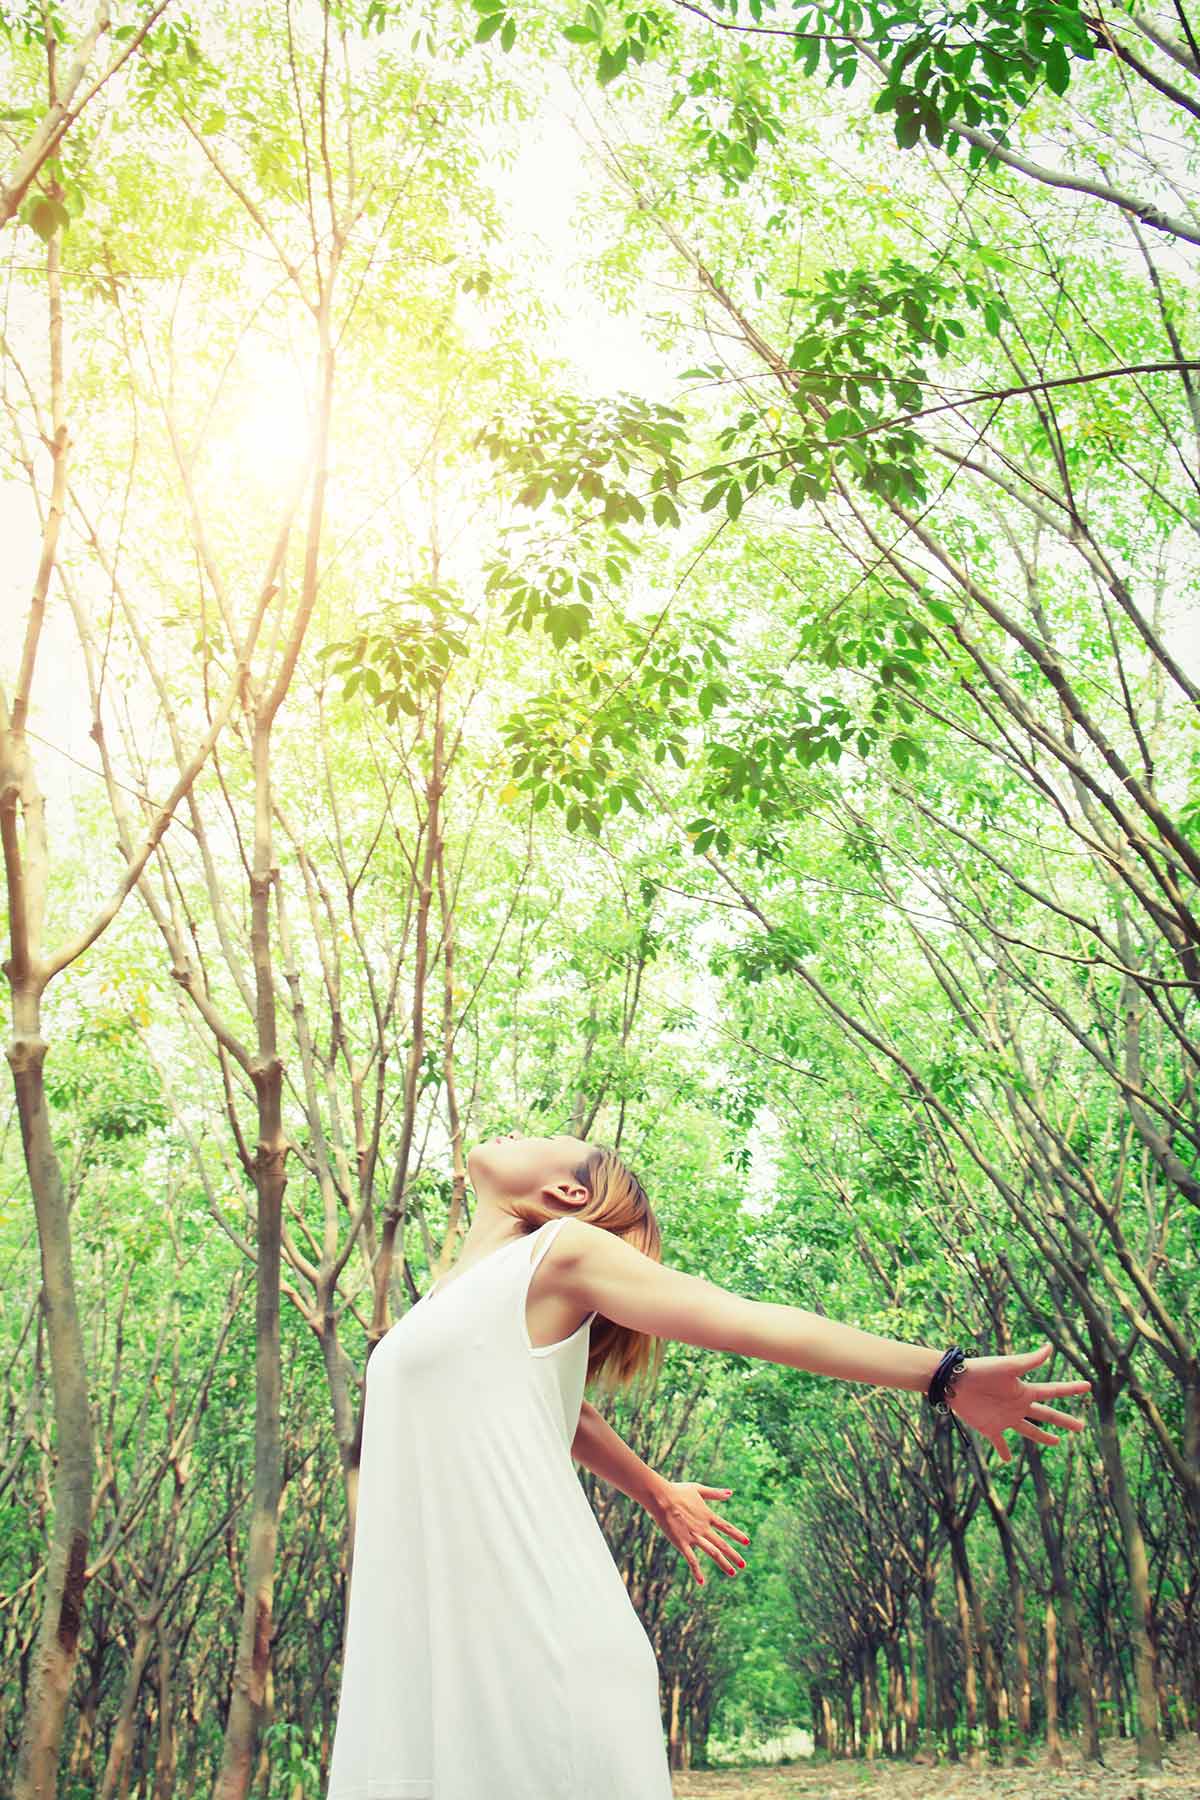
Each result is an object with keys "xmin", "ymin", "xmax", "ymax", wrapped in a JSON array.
[{"xmin": 513, "ymin": 1144, "xmax": 665, "ymax": 1397}]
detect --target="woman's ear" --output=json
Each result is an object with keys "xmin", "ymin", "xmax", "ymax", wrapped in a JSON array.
[{"xmin": 546, "ymin": 1178, "xmax": 588, "ymax": 1209}]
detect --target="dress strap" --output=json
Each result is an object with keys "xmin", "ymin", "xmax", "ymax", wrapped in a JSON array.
[
  {"xmin": 519, "ymin": 1217, "xmax": 595, "ymax": 1357},
  {"xmin": 527, "ymin": 1216, "xmax": 568, "ymax": 1273}
]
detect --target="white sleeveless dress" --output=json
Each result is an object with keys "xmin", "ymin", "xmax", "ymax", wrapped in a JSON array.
[{"xmin": 325, "ymin": 1216, "xmax": 674, "ymax": 1800}]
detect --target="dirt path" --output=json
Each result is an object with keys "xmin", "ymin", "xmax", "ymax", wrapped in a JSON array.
[{"xmin": 671, "ymin": 1739, "xmax": 1200, "ymax": 1800}]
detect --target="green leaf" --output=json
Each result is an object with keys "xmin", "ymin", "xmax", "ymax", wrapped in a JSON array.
[
  {"xmin": 824, "ymin": 408, "xmax": 858, "ymax": 440},
  {"xmin": 474, "ymin": 11, "xmax": 505, "ymax": 41},
  {"xmin": 28, "ymin": 197, "xmax": 69, "ymax": 242},
  {"xmin": 597, "ymin": 42, "xmax": 628, "ymax": 84},
  {"xmin": 894, "ymin": 109, "xmax": 922, "ymax": 149},
  {"xmin": 1044, "ymin": 41, "xmax": 1071, "ymax": 95}
]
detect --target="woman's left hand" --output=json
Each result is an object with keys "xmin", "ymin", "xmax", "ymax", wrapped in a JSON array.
[
  {"xmin": 645, "ymin": 1479, "xmax": 751, "ymax": 1586},
  {"xmin": 950, "ymin": 1342, "xmax": 1091, "ymax": 1462}
]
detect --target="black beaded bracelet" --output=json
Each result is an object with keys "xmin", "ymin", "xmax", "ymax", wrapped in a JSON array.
[{"xmin": 927, "ymin": 1346, "xmax": 967, "ymax": 1413}]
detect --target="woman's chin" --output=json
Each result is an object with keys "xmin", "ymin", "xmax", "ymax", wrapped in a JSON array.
[{"xmin": 465, "ymin": 1142, "xmax": 495, "ymax": 1185}]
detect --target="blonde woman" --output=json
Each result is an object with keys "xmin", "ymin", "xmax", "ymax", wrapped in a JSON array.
[{"xmin": 326, "ymin": 1132, "xmax": 1090, "ymax": 1799}]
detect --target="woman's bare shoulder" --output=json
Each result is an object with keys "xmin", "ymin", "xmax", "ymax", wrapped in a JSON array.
[{"xmin": 556, "ymin": 1219, "xmax": 758, "ymax": 1351}]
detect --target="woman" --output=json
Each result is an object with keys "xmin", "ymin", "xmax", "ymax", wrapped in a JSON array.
[{"xmin": 326, "ymin": 1133, "xmax": 1090, "ymax": 1800}]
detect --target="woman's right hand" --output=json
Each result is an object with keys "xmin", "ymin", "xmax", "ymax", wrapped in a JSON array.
[{"xmin": 949, "ymin": 1342, "xmax": 1091, "ymax": 1462}]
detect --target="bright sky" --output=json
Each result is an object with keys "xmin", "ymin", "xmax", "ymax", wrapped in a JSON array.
[{"xmin": 500, "ymin": 72, "xmax": 676, "ymax": 400}]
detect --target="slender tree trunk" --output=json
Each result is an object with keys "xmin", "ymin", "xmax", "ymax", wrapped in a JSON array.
[
  {"xmin": 977, "ymin": 1462, "xmax": 1033, "ymax": 1750},
  {"xmin": 99, "ymin": 1616, "xmax": 156, "ymax": 1800},
  {"xmin": 7, "ymin": 992, "xmax": 94, "ymax": 1800},
  {"xmin": 811, "ymin": 1682, "xmax": 826, "ymax": 1753},
  {"xmin": 1044, "ymin": 1598, "xmax": 1064, "ymax": 1770},
  {"xmin": 904, "ymin": 1622, "xmax": 922, "ymax": 1753},
  {"xmin": 841, "ymin": 1670, "xmax": 855, "ymax": 1757},
  {"xmin": 5, "ymin": 182, "xmax": 98, "ymax": 1800},
  {"xmin": 153, "ymin": 1627, "xmax": 178, "ymax": 1800},
  {"xmin": 667, "ymin": 1673, "xmax": 683, "ymax": 1769},
  {"xmin": 949, "ymin": 1536, "xmax": 981, "ymax": 1766},
  {"xmin": 213, "ymin": 707, "xmax": 288, "ymax": 1800},
  {"xmin": 374, "ymin": 690, "xmax": 444, "ymax": 1327},
  {"xmin": 861, "ymin": 1641, "xmax": 880, "ymax": 1759},
  {"xmin": 919, "ymin": 1578, "xmax": 940, "ymax": 1756},
  {"xmin": 1094, "ymin": 1368, "xmax": 1163, "ymax": 1772},
  {"xmin": 1027, "ymin": 1446, "xmax": 1102, "ymax": 1760}
]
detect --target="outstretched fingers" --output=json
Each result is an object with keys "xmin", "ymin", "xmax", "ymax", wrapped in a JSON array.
[
  {"xmin": 694, "ymin": 1534, "xmax": 744, "ymax": 1577},
  {"xmin": 1026, "ymin": 1400, "xmax": 1087, "ymax": 1431},
  {"xmin": 702, "ymin": 1506, "xmax": 751, "ymax": 1549},
  {"xmin": 1015, "ymin": 1416, "xmax": 1060, "ymax": 1444},
  {"xmin": 1023, "ymin": 1378, "xmax": 1091, "ymax": 1400}
]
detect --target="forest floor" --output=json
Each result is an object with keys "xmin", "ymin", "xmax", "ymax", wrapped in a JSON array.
[{"xmin": 671, "ymin": 1739, "xmax": 1200, "ymax": 1800}]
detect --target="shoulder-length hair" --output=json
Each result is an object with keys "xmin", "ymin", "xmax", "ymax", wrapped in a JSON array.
[{"xmin": 511, "ymin": 1145, "xmax": 664, "ymax": 1397}]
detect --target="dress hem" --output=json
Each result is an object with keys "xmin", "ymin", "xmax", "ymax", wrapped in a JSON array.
[{"xmin": 328, "ymin": 1782, "xmax": 433, "ymax": 1798}]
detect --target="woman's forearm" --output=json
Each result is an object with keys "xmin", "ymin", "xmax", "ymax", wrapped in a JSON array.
[
  {"xmin": 758, "ymin": 1303, "xmax": 943, "ymax": 1389},
  {"xmin": 570, "ymin": 1400, "xmax": 665, "ymax": 1506}
]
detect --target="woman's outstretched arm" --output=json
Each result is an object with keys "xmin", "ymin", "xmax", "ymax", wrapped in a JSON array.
[{"xmin": 557, "ymin": 1220, "xmax": 1091, "ymax": 1463}]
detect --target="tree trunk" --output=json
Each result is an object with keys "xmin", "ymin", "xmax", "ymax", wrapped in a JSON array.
[
  {"xmin": 152, "ymin": 1627, "xmax": 178, "ymax": 1800},
  {"xmin": 667, "ymin": 1672, "xmax": 683, "ymax": 1769},
  {"xmin": 1095, "ymin": 1367, "xmax": 1163, "ymax": 1772},
  {"xmin": 811, "ymin": 1682, "xmax": 826, "ymax": 1753},
  {"xmin": 213, "ymin": 710, "xmax": 289, "ymax": 1800},
  {"xmin": 1044, "ymin": 1598, "xmax": 1064, "ymax": 1770},
  {"xmin": 861, "ymin": 1641, "xmax": 880, "ymax": 1760},
  {"xmin": 949, "ymin": 1535, "xmax": 981, "ymax": 1766},
  {"xmin": 99, "ymin": 1616, "xmax": 156, "ymax": 1800},
  {"xmin": 1026, "ymin": 1445, "xmax": 1102, "ymax": 1760},
  {"xmin": 7, "ymin": 1000, "xmax": 95, "ymax": 1800},
  {"xmin": 918, "ymin": 1577, "xmax": 940, "ymax": 1756},
  {"xmin": 904, "ymin": 1623, "xmax": 922, "ymax": 1754},
  {"xmin": 5, "ymin": 202, "xmax": 97, "ymax": 1800}
]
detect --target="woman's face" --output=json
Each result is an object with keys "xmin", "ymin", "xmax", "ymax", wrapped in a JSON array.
[{"xmin": 466, "ymin": 1132, "xmax": 593, "ymax": 1199}]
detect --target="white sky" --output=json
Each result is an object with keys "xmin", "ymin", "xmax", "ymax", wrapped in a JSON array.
[{"xmin": 500, "ymin": 78, "xmax": 674, "ymax": 400}]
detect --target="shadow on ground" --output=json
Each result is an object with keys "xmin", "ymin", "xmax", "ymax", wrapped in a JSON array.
[{"xmin": 672, "ymin": 1739, "xmax": 1200, "ymax": 1799}]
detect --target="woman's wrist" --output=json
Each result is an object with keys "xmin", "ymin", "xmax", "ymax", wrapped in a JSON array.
[{"xmin": 927, "ymin": 1346, "xmax": 970, "ymax": 1412}]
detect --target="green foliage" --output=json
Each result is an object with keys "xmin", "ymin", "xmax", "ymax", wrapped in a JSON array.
[
  {"xmin": 502, "ymin": 608, "xmax": 734, "ymax": 835},
  {"xmin": 471, "ymin": 0, "xmax": 519, "ymax": 51},
  {"xmin": 559, "ymin": 2, "xmax": 673, "ymax": 86},
  {"xmin": 320, "ymin": 584, "xmax": 471, "ymax": 720},
  {"xmin": 43, "ymin": 1011, "xmax": 167, "ymax": 1152},
  {"xmin": 477, "ymin": 391, "xmax": 688, "ymax": 528},
  {"xmin": 559, "ymin": 0, "xmax": 1096, "ymax": 158}
]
